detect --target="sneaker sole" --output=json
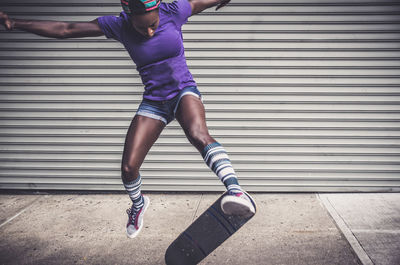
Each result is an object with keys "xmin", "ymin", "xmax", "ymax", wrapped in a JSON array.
[
  {"xmin": 127, "ymin": 196, "xmax": 150, "ymax": 239},
  {"xmin": 221, "ymin": 191, "xmax": 256, "ymax": 217}
]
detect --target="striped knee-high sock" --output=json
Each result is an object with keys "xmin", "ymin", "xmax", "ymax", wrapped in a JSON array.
[
  {"xmin": 123, "ymin": 175, "xmax": 144, "ymax": 211},
  {"xmin": 202, "ymin": 142, "xmax": 242, "ymax": 192}
]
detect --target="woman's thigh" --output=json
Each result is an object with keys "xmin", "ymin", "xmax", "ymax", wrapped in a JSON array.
[
  {"xmin": 175, "ymin": 95, "xmax": 215, "ymax": 152},
  {"xmin": 121, "ymin": 115, "xmax": 165, "ymax": 180}
]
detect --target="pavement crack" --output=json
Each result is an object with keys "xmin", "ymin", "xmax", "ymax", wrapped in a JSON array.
[
  {"xmin": 0, "ymin": 195, "xmax": 43, "ymax": 229},
  {"xmin": 191, "ymin": 193, "xmax": 203, "ymax": 222},
  {"xmin": 317, "ymin": 194, "xmax": 374, "ymax": 265}
]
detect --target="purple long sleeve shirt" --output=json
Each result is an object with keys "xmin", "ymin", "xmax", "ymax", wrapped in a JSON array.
[{"xmin": 97, "ymin": 0, "xmax": 197, "ymax": 101}]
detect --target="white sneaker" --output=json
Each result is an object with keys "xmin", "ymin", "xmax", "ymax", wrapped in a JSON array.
[
  {"xmin": 126, "ymin": 196, "xmax": 150, "ymax": 238},
  {"xmin": 221, "ymin": 190, "xmax": 256, "ymax": 217}
]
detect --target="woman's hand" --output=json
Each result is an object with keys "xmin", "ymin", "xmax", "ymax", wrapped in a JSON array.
[
  {"xmin": 215, "ymin": 0, "xmax": 231, "ymax": 10},
  {"xmin": 190, "ymin": 0, "xmax": 231, "ymax": 15},
  {"xmin": 0, "ymin": 11, "xmax": 14, "ymax": 30}
]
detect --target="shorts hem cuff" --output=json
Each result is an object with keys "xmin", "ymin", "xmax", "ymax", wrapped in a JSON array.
[{"xmin": 136, "ymin": 111, "xmax": 168, "ymax": 124}]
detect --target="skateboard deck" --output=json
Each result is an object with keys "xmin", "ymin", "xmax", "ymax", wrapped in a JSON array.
[{"xmin": 165, "ymin": 192, "xmax": 256, "ymax": 265}]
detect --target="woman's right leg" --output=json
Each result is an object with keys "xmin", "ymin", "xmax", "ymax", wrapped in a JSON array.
[{"xmin": 121, "ymin": 114, "xmax": 165, "ymax": 238}]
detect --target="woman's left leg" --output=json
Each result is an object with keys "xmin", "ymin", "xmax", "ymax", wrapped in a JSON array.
[
  {"xmin": 175, "ymin": 94, "xmax": 242, "ymax": 193},
  {"xmin": 176, "ymin": 94, "xmax": 256, "ymax": 216}
]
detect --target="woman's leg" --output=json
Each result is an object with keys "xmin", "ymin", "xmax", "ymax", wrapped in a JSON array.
[
  {"xmin": 121, "ymin": 115, "xmax": 165, "ymax": 210},
  {"xmin": 176, "ymin": 95, "xmax": 256, "ymax": 216},
  {"xmin": 175, "ymin": 95, "xmax": 241, "ymax": 192}
]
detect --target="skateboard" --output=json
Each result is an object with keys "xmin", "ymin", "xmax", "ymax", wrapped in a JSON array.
[{"xmin": 165, "ymin": 192, "xmax": 256, "ymax": 265}]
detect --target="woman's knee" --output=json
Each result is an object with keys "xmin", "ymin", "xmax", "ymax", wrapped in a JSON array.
[
  {"xmin": 185, "ymin": 127, "xmax": 215, "ymax": 151},
  {"xmin": 121, "ymin": 161, "xmax": 140, "ymax": 181}
]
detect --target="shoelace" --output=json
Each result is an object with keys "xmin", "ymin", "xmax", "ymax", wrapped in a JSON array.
[
  {"xmin": 228, "ymin": 190, "xmax": 252, "ymax": 203},
  {"xmin": 228, "ymin": 190, "xmax": 244, "ymax": 197},
  {"xmin": 126, "ymin": 207, "xmax": 139, "ymax": 224}
]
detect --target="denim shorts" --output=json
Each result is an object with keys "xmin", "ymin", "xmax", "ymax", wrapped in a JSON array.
[{"xmin": 136, "ymin": 86, "xmax": 202, "ymax": 125}]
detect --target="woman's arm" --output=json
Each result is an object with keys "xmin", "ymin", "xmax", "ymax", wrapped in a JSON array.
[
  {"xmin": 0, "ymin": 11, "xmax": 103, "ymax": 39},
  {"xmin": 189, "ymin": 0, "xmax": 231, "ymax": 16}
]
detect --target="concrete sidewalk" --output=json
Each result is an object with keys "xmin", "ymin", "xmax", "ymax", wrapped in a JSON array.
[
  {"xmin": 319, "ymin": 193, "xmax": 400, "ymax": 265},
  {"xmin": 0, "ymin": 193, "xmax": 398, "ymax": 265}
]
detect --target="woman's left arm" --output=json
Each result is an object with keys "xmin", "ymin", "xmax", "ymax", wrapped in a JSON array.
[{"xmin": 189, "ymin": 0, "xmax": 231, "ymax": 16}]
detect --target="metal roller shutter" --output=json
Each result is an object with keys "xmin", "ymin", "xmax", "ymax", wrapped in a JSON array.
[{"xmin": 0, "ymin": 0, "xmax": 399, "ymax": 191}]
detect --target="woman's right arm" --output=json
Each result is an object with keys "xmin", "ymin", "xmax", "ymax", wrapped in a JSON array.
[{"xmin": 0, "ymin": 11, "xmax": 104, "ymax": 39}]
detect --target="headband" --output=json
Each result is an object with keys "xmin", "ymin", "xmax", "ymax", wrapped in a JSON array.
[{"xmin": 121, "ymin": 0, "xmax": 161, "ymax": 15}]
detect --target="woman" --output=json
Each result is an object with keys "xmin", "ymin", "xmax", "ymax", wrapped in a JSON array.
[{"xmin": 0, "ymin": 0, "xmax": 256, "ymax": 239}]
